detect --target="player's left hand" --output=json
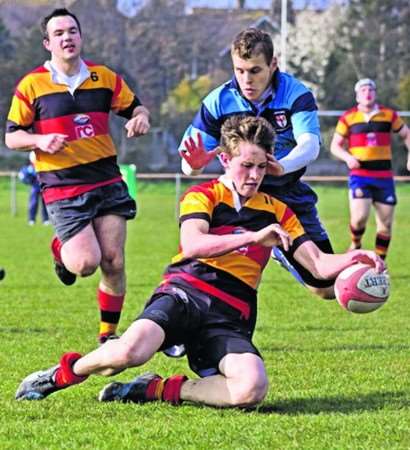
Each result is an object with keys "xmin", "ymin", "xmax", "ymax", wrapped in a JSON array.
[
  {"xmin": 180, "ymin": 133, "xmax": 219, "ymax": 170},
  {"xmin": 351, "ymin": 250, "xmax": 385, "ymax": 273},
  {"xmin": 125, "ymin": 112, "xmax": 150, "ymax": 138},
  {"xmin": 266, "ymin": 153, "xmax": 284, "ymax": 177}
]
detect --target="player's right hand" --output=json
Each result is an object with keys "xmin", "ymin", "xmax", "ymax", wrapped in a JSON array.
[
  {"xmin": 180, "ymin": 133, "xmax": 219, "ymax": 170},
  {"xmin": 36, "ymin": 134, "xmax": 68, "ymax": 154},
  {"xmin": 346, "ymin": 155, "xmax": 361, "ymax": 170},
  {"xmin": 253, "ymin": 224, "xmax": 292, "ymax": 251}
]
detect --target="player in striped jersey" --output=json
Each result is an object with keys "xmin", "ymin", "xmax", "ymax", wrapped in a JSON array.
[
  {"xmin": 5, "ymin": 8, "xmax": 150, "ymax": 343},
  {"xmin": 330, "ymin": 78, "xmax": 410, "ymax": 259},
  {"xmin": 16, "ymin": 116, "xmax": 384, "ymax": 407}
]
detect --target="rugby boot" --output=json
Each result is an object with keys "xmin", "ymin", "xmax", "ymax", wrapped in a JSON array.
[
  {"xmin": 271, "ymin": 246, "xmax": 305, "ymax": 286},
  {"xmin": 99, "ymin": 372, "xmax": 187, "ymax": 405},
  {"xmin": 98, "ymin": 372, "xmax": 163, "ymax": 403},
  {"xmin": 51, "ymin": 236, "xmax": 76, "ymax": 286},
  {"xmin": 16, "ymin": 352, "xmax": 86, "ymax": 400}
]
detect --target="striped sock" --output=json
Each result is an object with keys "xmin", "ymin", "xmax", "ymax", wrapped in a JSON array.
[
  {"xmin": 375, "ymin": 233, "xmax": 391, "ymax": 260},
  {"xmin": 145, "ymin": 374, "xmax": 187, "ymax": 405},
  {"xmin": 350, "ymin": 225, "xmax": 365, "ymax": 249},
  {"xmin": 97, "ymin": 289, "xmax": 125, "ymax": 341}
]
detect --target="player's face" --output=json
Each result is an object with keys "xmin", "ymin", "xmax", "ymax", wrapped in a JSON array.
[
  {"xmin": 226, "ymin": 142, "xmax": 267, "ymax": 199},
  {"xmin": 232, "ymin": 52, "xmax": 277, "ymax": 102},
  {"xmin": 43, "ymin": 16, "xmax": 82, "ymax": 63},
  {"xmin": 356, "ymin": 85, "xmax": 377, "ymax": 109}
]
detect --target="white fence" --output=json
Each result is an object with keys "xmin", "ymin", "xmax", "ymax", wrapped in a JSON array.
[{"xmin": 2, "ymin": 171, "xmax": 410, "ymax": 217}]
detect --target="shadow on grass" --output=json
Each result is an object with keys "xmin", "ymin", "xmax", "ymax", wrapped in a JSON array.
[
  {"xmin": 254, "ymin": 391, "xmax": 410, "ymax": 415},
  {"xmin": 0, "ymin": 327, "xmax": 47, "ymax": 334}
]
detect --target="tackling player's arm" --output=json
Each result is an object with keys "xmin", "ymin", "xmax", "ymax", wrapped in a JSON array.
[
  {"xmin": 124, "ymin": 105, "xmax": 150, "ymax": 138},
  {"xmin": 293, "ymin": 241, "xmax": 385, "ymax": 279},
  {"xmin": 180, "ymin": 218, "xmax": 291, "ymax": 259}
]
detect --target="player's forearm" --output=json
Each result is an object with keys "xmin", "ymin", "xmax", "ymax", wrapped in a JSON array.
[
  {"xmin": 181, "ymin": 231, "xmax": 256, "ymax": 259},
  {"xmin": 5, "ymin": 130, "xmax": 38, "ymax": 151},
  {"xmin": 330, "ymin": 140, "xmax": 351, "ymax": 163},
  {"xmin": 132, "ymin": 105, "xmax": 150, "ymax": 119},
  {"xmin": 279, "ymin": 133, "xmax": 320, "ymax": 174}
]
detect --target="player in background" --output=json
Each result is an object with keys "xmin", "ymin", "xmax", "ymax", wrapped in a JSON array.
[
  {"xmin": 179, "ymin": 28, "xmax": 335, "ymax": 300},
  {"xmin": 330, "ymin": 78, "xmax": 410, "ymax": 259},
  {"xmin": 16, "ymin": 116, "xmax": 384, "ymax": 408},
  {"xmin": 5, "ymin": 8, "xmax": 150, "ymax": 343}
]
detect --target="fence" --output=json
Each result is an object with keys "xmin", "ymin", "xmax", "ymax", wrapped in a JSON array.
[{"xmin": 2, "ymin": 171, "xmax": 410, "ymax": 217}]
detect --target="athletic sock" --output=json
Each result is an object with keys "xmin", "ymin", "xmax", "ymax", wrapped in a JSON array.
[
  {"xmin": 51, "ymin": 236, "xmax": 63, "ymax": 263},
  {"xmin": 54, "ymin": 352, "xmax": 88, "ymax": 388},
  {"xmin": 350, "ymin": 225, "xmax": 365, "ymax": 249},
  {"xmin": 98, "ymin": 289, "xmax": 125, "ymax": 341},
  {"xmin": 375, "ymin": 232, "xmax": 391, "ymax": 260},
  {"xmin": 145, "ymin": 374, "xmax": 188, "ymax": 405}
]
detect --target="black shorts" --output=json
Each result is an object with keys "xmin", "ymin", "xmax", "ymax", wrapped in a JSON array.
[
  {"xmin": 136, "ymin": 284, "xmax": 261, "ymax": 377},
  {"xmin": 46, "ymin": 181, "xmax": 136, "ymax": 243}
]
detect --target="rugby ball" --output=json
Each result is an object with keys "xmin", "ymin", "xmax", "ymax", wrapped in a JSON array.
[{"xmin": 334, "ymin": 263, "xmax": 389, "ymax": 313}]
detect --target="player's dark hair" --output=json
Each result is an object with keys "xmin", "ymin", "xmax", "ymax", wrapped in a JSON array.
[
  {"xmin": 231, "ymin": 28, "xmax": 274, "ymax": 65},
  {"xmin": 220, "ymin": 115, "xmax": 275, "ymax": 157},
  {"xmin": 41, "ymin": 8, "xmax": 82, "ymax": 39}
]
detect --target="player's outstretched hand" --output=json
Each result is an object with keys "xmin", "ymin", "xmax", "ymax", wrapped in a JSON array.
[
  {"xmin": 266, "ymin": 153, "xmax": 284, "ymax": 177},
  {"xmin": 180, "ymin": 133, "xmax": 219, "ymax": 170},
  {"xmin": 350, "ymin": 250, "xmax": 385, "ymax": 273},
  {"xmin": 254, "ymin": 223, "xmax": 292, "ymax": 251},
  {"xmin": 37, "ymin": 133, "xmax": 68, "ymax": 154},
  {"xmin": 125, "ymin": 113, "xmax": 150, "ymax": 138}
]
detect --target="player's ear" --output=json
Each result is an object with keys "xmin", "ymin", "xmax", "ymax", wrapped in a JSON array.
[
  {"xmin": 219, "ymin": 151, "xmax": 230, "ymax": 168},
  {"xmin": 43, "ymin": 38, "xmax": 50, "ymax": 51}
]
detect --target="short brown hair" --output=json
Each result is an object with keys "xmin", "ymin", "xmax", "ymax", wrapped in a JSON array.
[
  {"xmin": 41, "ymin": 8, "xmax": 82, "ymax": 40},
  {"xmin": 231, "ymin": 28, "xmax": 274, "ymax": 65},
  {"xmin": 220, "ymin": 115, "xmax": 275, "ymax": 157}
]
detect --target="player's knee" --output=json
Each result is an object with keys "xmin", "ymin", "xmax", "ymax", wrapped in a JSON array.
[
  {"xmin": 231, "ymin": 374, "xmax": 268, "ymax": 407},
  {"xmin": 308, "ymin": 285, "xmax": 335, "ymax": 300},
  {"xmin": 69, "ymin": 256, "xmax": 100, "ymax": 277},
  {"xmin": 100, "ymin": 253, "xmax": 124, "ymax": 276}
]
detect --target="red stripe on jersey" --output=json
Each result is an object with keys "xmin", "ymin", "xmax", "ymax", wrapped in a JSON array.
[
  {"xmin": 181, "ymin": 181, "xmax": 218, "ymax": 204},
  {"xmin": 279, "ymin": 206, "xmax": 294, "ymax": 226},
  {"xmin": 349, "ymin": 132, "xmax": 391, "ymax": 147},
  {"xmin": 112, "ymin": 74, "xmax": 122, "ymax": 105},
  {"xmin": 350, "ymin": 169, "xmax": 393, "ymax": 178},
  {"xmin": 209, "ymin": 225, "xmax": 236, "ymax": 235},
  {"xmin": 245, "ymin": 245, "xmax": 271, "ymax": 269},
  {"xmin": 14, "ymin": 89, "xmax": 33, "ymax": 112},
  {"xmin": 34, "ymin": 111, "xmax": 109, "ymax": 141},
  {"xmin": 42, "ymin": 176, "xmax": 122, "ymax": 203},
  {"xmin": 163, "ymin": 272, "xmax": 250, "ymax": 320}
]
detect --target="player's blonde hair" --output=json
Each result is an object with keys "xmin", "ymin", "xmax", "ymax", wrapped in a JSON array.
[{"xmin": 219, "ymin": 116, "xmax": 275, "ymax": 157}]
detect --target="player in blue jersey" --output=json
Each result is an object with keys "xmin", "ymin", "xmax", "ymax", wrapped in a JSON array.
[{"xmin": 179, "ymin": 28, "xmax": 334, "ymax": 300}]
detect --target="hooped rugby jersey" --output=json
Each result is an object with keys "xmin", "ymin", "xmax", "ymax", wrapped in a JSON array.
[
  {"xmin": 6, "ymin": 60, "xmax": 141, "ymax": 202},
  {"xmin": 162, "ymin": 177, "xmax": 308, "ymax": 316},
  {"xmin": 178, "ymin": 69, "xmax": 320, "ymax": 188},
  {"xmin": 335, "ymin": 105, "xmax": 405, "ymax": 178}
]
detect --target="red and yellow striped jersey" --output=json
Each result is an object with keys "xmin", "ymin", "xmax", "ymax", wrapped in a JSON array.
[
  {"xmin": 335, "ymin": 105, "xmax": 405, "ymax": 178},
  {"xmin": 6, "ymin": 61, "xmax": 141, "ymax": 201},
  {"xmin": 162, "ymin": 178, "xmax": 307, "ymax": 311}
]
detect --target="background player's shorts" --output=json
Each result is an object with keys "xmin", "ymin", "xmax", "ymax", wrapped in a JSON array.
[
  {"xmin": 261, "ymin": 180, "xmax": 334, "ymax": 288},
  {"xmin": 46, "ymin": 181, "xmax": 136, "ymax": 242},
  {"xmin": 349, "ymin": 175, "xmax": 397, "ymax": 205},
  {"xmin": 136, "ymin": 284, "xmax": 261, "ymax": 377}
]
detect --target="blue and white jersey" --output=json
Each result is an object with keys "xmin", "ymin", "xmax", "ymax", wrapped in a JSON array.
[{"xmin": 179, "ymin": 69, "xmax": 320, "ymax": 188}]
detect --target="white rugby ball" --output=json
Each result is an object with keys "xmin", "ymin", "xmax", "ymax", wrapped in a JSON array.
[{"xmin": 334, "ymin": 263, "xmax": 389, "ymax": 313}]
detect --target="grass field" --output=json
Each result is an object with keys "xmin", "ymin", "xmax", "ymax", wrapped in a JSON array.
[{"xmin": 1, "ymin": 179, "xmax": 410, "ymax": 449}]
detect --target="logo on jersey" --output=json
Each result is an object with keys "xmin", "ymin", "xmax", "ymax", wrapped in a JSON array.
[
  {"xmin": 73, "ymin": 114, "xmax": 91, "ymax": 125},
  {"xmin": 233, "ymin": 227, "xmax": 248, "ymax": 255},
  {"xmin": 73, "ymin": 114, "xmax": 95, "ymax": 139},
  {"xmin": 366, "ymin": 132, "xmax": 377, "ymax": 146},
  {"xmin": 273, "ymin": 111, "xmax": 288, "ymax": 129}
]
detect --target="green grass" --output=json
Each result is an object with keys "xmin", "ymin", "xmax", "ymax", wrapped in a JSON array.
[{"xmin": 1, "ymin": 180, "xmax": 410, "ymax": 449}]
